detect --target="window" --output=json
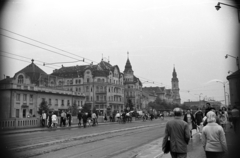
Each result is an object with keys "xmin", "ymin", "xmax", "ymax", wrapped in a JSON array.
[
  {"xmin": 75, "ymin": 80, "xmax": 78, "ymax": 84},
  {"xmin": 16, "ymin": 109, "xmax": 19, "ymax": 118},
  {"xmin": 29, "ymin": 109, "xmax": 33, "ymax": 115},
  {"xmin": 102, "ymin": 79, "xmax": 104, "ymax": 82},
  {"xmin": 18, "ymin": 75, "xmax": 24, "ymax": 84},
  {"xmin": 49, "ymin": 98, "xmax": 52, "ymax": 105},
  {"xmin": 78, "ymin": 101, "xmax": 80, "ymax": 106},
  {"xmin": 79, "ymin": 87, "xmax": 81, "ymax": 92},
  {"xmin": 86, "ymin": 86, "xmax": 89, "ymax": 92},
  {"xmin": 67, "ymin": 100, "xmax": 70, "ymax": 106},
  {"xmin": 62, "ymin": 100, "xmax": 64, "ymax": 106},
  {"xmin": 55, "ymin": 99, "xmax": 58, "ymax": 106},
  {"xmin": 97, "ymin": 96, "xmax": 99, "ymax": 101},
  {"xmin": 87, "ymin": 78, "xmax": 90, "ymax": 83},
  {"xmin": 16, "ymin": 94, "xmax": 20, "ymax": 101},
  {"xmin": 104, "ymin": 96, "xmax": 106, "ymax": 101},
  {"xmin": 30, "ymin": 95, "xmax": 33, "ymax": 102},
  {"xmin": 86, "ymin": 96, "xmax": 89, "ymax": 101},
  {"xmin": 23, "ymin": 94, "xmax": 27, "ymax": 102},
  {"xmin": 81, "ymin": 101, "xmax": 83, "ymax": 106},
  {"xmin": 91, "ymin": 96, "xmax": 92, "ymax": 101}
]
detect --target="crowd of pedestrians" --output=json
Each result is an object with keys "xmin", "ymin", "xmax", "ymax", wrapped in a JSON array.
[{"xmin": 162, "ymin": 102, "xmax": 240, "ymax": 158}]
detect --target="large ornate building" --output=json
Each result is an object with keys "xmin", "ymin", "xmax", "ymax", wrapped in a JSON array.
[
  {"xmin": 51, "ymin": 59, "xmax": 125, "ymax": 114},
  {"xmin": 123, "ymin": 56, "xmax": 143, "ymax": 110},
  {"xmin": 0, "ymin": 60, "xmax": 85, "ymax": 119}
]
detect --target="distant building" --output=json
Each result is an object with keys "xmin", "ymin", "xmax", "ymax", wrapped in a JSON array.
[
  {"xmin": 142, "ymin": 67, "xmax": 181, "ymax": 105},
  {"xmin": 171, "ymin": 67, "xmax": 181, "ymax": 104},
  {"xmin": 0, "ymin": 60, "xmax": 85, "ymax": 119},
  {"xmin": 123, "ymin": 55, "xmax": 142, "ymax": 110},
  {"xmin": 227, "ymin": 69, "xmax": 240, "ymax": 108},
  {"xmin": 182, "ymin": 100, "xmax": 222, "ymax": 109}
]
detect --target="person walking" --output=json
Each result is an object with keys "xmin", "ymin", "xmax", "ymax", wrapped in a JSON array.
[
  {"xmin": 66, "ymin": 111, "xmax": 72, "ymax": 127},
  {"xmin": 47, "ymin": 111, "xmax": 52, "ymax": 128},
  {"xmin": 231, "ymin": 106, "xmax": 239, "ymax": 134},
  {"xmin": 92, "ymin": 112, "xmax": 97, "ymax": 126},
  {"xmin": 183, "ymin": 109, "xmax": 196, "ymax": 139},
  {"xmin": 162, "ymin": 108, "xmax": 190, "ymax": 158},
  {"xmin": 82, "ymin": 112, "xmax": 88, "ymax": 128},
  {"xmin": 194, "ymin": 108, "xmax": 204, "ymax": 134},
  {"xmin": 41, "ymin": 111, "xmax": 47, "ymax": 127},
  {"xmin": 77, "ymin": 110, "xmax": 82, "ymax": 126},
  {"xmin": 202, "ymin": 111, "xmax": 228, "ymax": 158},
  {"xmin": 219, "ymin": 107, "xmax": 228, "ymax": 132},
  {"xmin": 51, "ymin": 112, "xmax": 58, "ymax": 128}
]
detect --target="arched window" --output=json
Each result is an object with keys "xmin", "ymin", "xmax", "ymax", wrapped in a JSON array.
[
  {"xmin": 97, "ymin": 78, "xmax": 101, "ymax": 82},
  {"xmin": 102, "ymin": 79, "xmax": 104, "ymax": 82},
  {"xmin": 18, "ymin": 75, "xmax": 24, "ymax": 84},
  {"xmin": 75, "ymin": 80, "xmax": 78, "ymax": 84}
]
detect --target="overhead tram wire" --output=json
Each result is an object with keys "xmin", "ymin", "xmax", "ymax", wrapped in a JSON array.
[
  {"xmin": 0, "ymin": 54, "xmax": 56, "ymax": 69},
  {"xmin": 1, "ymin": 34, "xmax": 85, "ymax": 61},
  {"xmin": 1, "ymin": 50, "xmax": 61, "ymax": 68},
  {"xmin": 0, "ymin": 28, "xmax": 98, "ymax": 64}
]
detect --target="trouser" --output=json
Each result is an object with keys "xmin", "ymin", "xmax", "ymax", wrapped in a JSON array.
[
  {"xmin": 68, "ymin": 118, "xmax": 71, "ymax": 126},
  {"xmin": 83, "ymin": 120, "xmax": 87, "ymax": 128},
  {"xmin": 42, "ymin": 119, "xmax": 46, "ymax": 127},
  {"xmin": 170, "ymin": 152, "xmax": 187, "ymax": 158},
  {"xmin": 60, "ymin": 117, "xmax": 64, "ymax": 127},
  {"xmin": 205, "ymin": 151, "xmax": 224, "ymax": 158},
  {"xmin": 78, "ymin": 119, "xmax": 81, "ymax": 126},
  {"xmin": 232, "ymin": 117, "xmax": 239, "ymax": 133}
]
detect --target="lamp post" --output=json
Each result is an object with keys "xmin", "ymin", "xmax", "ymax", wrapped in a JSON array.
[
  {"xmin": 225, "ymin": 92, "xmax": 230, "ymax": 106},
  {"xmin": 225, "ymin": 54, "xmax": 239, "ymax": 70},
  {"xmin": 216, "ymin": 81, "xmax": 228, "ymax": 107},
  {"xmin": 215, "ymin": 2, "xmax": 240, "ymax": 23}
]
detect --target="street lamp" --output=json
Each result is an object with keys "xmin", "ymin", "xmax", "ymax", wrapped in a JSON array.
[
  {"xmin": 225, "ymin": 92, "xmax": 230, "ymax": 106},
  {"xmin": 215, "ymin": 2, "xmax": 240, "ymax": 23},
  {"xmin": 216, "ymin": 81, "xmax": 228, "ymax": 107},
  {"xmin": 225, "ymin": 54, "xmax": 239, "ymax": 70}
]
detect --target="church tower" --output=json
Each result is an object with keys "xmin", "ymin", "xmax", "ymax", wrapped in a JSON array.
[
  {"xmin": 124, "ymin": 52, "xmax": 134, "ymax": 82},
  {"xmin": 171, "ymin": 67, "xmax": 181, "ymax": 104}
]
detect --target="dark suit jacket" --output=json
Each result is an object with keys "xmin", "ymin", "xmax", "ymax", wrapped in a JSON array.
[{"xmin": 162, "ymin": 117, "xmax": 190, "ymax": 153}]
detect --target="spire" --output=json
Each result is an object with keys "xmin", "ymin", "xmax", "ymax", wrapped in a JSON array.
[
  {"xmin": 125, "ymin": 52, "xmax": 132, "ymax": 70},
  {"xmin": 173, "ymin": 66, "xmax": 177, "ymax": 78}
]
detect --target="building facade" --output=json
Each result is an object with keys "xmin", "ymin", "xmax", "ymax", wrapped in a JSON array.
[
  {"xmin": 51, "ymin": 59, "xmax": 125, "ymax": 114},
  {"xmin": 227, "ymin": 69, "xmax": 240, "ymax": 108},
  {"xmin": 0, "ymin": 61, "xmax": 85, "ymax": 119},
  {"xmin": 123, "ymin": 57, "xmax": 143, "ymax": 110}
]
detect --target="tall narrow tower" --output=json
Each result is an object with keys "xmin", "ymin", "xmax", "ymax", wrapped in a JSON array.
[{"xmin": 171, "ymin": 67, "xmax": 181, "ymax": 104}]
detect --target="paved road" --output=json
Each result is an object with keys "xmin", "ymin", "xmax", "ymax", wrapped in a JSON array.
[{"xmin": 2, "ymin": 118, "xmax": 171, "ymax": 158}]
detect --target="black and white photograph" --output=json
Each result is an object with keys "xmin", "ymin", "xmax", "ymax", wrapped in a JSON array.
[{"xmin": 0, "ymin": 0, "xmax": 239, "ymax": 158}]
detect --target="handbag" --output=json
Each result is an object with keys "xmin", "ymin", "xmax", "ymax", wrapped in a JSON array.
[{"xmin": 164, "ymin": 139, "xmax": 170, "ymax": 154}]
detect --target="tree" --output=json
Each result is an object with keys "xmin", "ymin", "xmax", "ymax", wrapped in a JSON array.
[
  {"xmin": 68, "ymin": 103, "xmax": 78, "ymax": 116},
  {"xmin": 38, "ymin": 100, "xmax": 50, "ymax": 115},
  {"xmin": 81, "ymin": 103, "xmax": 91, "ymax": 113}
]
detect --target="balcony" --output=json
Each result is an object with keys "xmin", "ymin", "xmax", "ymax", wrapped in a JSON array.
[{"xmin": 95, "ymin": 90, "xmax": 107, "ymax": 94}]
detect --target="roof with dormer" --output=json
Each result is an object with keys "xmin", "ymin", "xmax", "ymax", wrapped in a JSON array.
[
  {"xmin": 13, "ymin": 61, "xmax": 47, "ymax": 85},
  {"xmin": 51, "ymin": 60, "xmax": 122, "ymax": 78}
]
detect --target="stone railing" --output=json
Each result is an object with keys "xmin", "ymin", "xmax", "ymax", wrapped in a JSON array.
[
  {"xmin": 0, "ymin": 117, "xmax": 41, "ymax": 130},
  {"xmin": 0, "ymin": 116, "xmax": 105, "ymax": 130}
]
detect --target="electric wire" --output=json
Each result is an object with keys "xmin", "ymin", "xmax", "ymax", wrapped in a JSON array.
[{"xmin": 0, "ymin": 28, "xmax": 98, "ymax": 64}]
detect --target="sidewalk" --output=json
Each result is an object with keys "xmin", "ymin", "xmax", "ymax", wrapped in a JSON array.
[{"xmin": 137, "ymin": 123, "xmax": 237, "ymax": 158}]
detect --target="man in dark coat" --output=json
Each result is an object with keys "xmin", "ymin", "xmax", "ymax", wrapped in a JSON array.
[
  {"xmin": 66, "ymin": 111, "xmax": 72, "ymax": 127},
  {"xmin": 162, "ymin": 108, "xmax": 190, "ymax": 158},
  {"xmin": 82, "ymin": 112, "xmax": 88, "ymax": 128}
]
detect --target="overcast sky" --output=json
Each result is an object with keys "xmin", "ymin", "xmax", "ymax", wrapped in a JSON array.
[{"xmin": 0, "ymin": 0, "xmax": 239, "ymax": 104}]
